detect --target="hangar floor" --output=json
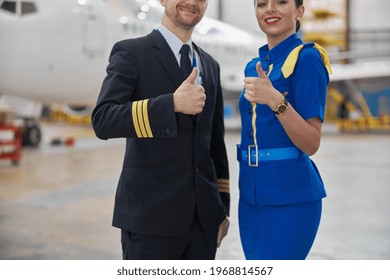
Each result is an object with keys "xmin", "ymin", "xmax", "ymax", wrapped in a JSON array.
[{"xmin": 0, "ymin": 122, "xmax": 389, "ymax": 260}]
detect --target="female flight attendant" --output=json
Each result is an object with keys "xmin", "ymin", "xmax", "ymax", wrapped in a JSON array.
[{"xmin": 237, "ymin": 0, "xmax": 332, "ymax": 259}]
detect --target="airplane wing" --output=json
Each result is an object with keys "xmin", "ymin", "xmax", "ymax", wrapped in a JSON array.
[{"xmin": 330, "ymin": 59, "xmax": 390, "ymax": 81}]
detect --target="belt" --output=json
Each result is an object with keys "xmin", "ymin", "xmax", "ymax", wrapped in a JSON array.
[{"xmin": 237, "ymin": 144, "xmax": 304, "ymax": 167}]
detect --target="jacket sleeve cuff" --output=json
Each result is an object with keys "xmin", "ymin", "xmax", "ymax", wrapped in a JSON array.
[{"xmin": 217, "ymin": 178, "xmax": 230, "ymax": 194}]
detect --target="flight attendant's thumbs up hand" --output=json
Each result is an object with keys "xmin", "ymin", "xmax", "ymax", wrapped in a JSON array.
[
  {"xmin": 244, "ymin": 62, "xmax": 279, "ymax": 106},
  {"xmin": 256, "ymin": 61, "xmax": 269, "ymax": 81}
]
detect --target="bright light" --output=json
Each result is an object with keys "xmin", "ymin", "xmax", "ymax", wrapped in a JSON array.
[
  {"xmin": 148, "ymin": 0, "xmax": 159, "ymax": 7},
  {"xmin": 137, "ymin": 12, "xmax": 147, "ymax": 20},
  {"xmin": 141, "ymin": 4, "xmax": 150, "ymax": 12},
  {"xmin": 119, "ymin": 16, "xmax": 128, "ymax": 24},
  {"xmin": 78, "ymin": 0, "xmax": 86, "ymax": 5}
]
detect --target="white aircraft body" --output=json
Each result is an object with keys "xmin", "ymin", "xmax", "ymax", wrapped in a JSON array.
[
  {"xmin": 1, "ymin": 0, "xmax": 389, "ymax": 145},
  {"xmin": 0, "ymin": 0, "xmax": 260, "ymax": 106},
  {"xmin": 0, "ymin": 0, "xmax": 264, "ymax": 145}
]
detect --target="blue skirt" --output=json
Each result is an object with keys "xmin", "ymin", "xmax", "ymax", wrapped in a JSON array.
[{"xmin": 239, "ymin": 200, "xmax": 322, "ymax": 260}]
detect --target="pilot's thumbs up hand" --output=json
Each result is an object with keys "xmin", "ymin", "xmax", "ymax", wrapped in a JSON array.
[
  {"xmin": 185, "ymin": 67, "xmax": 198, "ymax": 84},
  {"xmin": 174, "ymin": 67, "xmax": 206, "ymax": 115}
]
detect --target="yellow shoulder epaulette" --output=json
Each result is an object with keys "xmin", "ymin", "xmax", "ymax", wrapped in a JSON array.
[{"xmin": 281, "ymin": 42, "xmax": 332, "ymax": 78}]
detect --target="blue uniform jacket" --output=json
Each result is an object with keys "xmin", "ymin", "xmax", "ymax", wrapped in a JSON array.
[{"xmin": 238, "ymin": 33, "xmax": 330, "ymax": 205}]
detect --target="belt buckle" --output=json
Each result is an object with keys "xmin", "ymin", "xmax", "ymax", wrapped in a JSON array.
[{"xmin": 248, "ymin": 145, "xmax": 258, "ymax": 167}]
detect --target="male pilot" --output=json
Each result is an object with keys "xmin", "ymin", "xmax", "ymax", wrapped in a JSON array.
[{"xmin": 91, "ymin": 0, "xmax": 230, "ymax": 260}]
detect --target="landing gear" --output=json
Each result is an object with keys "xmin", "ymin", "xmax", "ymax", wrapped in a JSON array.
[{"xmin": 21, "ymin": 117, "xmax": 42, "ymax": 147}]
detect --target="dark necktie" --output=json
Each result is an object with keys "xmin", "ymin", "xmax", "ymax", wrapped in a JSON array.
[{"xmin": 180, "ymin": 44, "xmax": 192, "ymax": 78}]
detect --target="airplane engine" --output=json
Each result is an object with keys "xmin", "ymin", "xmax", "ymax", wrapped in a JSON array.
[{"xmin": 62, "ymin": 105, "xmax": 94, "ymax": 117}]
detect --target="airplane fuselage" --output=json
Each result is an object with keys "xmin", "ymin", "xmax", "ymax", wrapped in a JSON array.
[{"xmin": 0, "ymin": 0, "xmax": 260, "ymax": 106}]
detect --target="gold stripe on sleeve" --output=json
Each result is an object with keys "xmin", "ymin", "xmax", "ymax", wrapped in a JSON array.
[
  {"xmin": 132, "ymin": 101, "xmax": 142, "ymax": 138},
  {"xmin": 137, "ymin": 100, "xmax": 147, "ymax": 137},
  {"xmin": 142, "ymin": 99, "xmax": 153, "ymax": 138},
  {"xmin": 217, "ymin": 179, "xmax": 230, "ymax": 193}
]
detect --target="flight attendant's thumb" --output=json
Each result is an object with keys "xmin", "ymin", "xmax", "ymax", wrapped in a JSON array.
[{"xmin": 256, "ymin": 61, "xmax": 268, "ymax": 79}]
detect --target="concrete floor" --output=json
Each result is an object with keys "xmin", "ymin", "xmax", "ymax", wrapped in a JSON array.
[{"xmin": 0, "ymin": 123, "xmax": 389, "ymax": 260}]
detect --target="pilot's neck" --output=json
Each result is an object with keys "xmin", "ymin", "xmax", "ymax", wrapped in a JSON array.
[{"xmin": 161, "ymin": 21, "xmax": 194, "ymax": 43}]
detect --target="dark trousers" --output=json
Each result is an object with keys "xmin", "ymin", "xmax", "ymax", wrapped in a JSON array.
[{"xmin": 121, "ymin": 216, "xmax": 218, "ymax": 260}]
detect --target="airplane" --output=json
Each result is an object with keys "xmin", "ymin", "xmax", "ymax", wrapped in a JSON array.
[
  {"xmin": 0, "ymin": 0, "xmax": 263, "ymax": 145},
  {"xmin": 1, "ymin": 0, "xmax": 389, "ymax": 147}
]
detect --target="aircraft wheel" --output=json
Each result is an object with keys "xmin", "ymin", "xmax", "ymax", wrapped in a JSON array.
[{"xmin": 23, "ymin": 118, "xmax": 42, "ymax": 147}]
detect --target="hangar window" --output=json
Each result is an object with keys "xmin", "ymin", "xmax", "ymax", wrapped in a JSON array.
[
  {"xmin": 0, "ymin": 1, "xmax": 37, "ymax": 15},
  {"xmin": 0, "ymin": 1, "xmax": 17, "ymax": 14}
]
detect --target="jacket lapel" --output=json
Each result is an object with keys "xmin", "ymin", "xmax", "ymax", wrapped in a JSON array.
[
  {"xmin": 148, "ymin": 30, "xmax": 183, "ymax": 88},
  {"xmin": 148, "ymin": 32, "xmax": 210, "ymax": 125},
  {"xmin": 148, "ymin": 30, "xmax": 195, "ymax": 127},
  {"xmin": 193, "ymin": 43, "xmax": 209, "ymax": 124}
]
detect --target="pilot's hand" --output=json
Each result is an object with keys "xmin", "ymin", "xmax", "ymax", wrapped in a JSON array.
[
  {"xmin": 217, "ymin": 216, "xmax": 230, "ymax": 248},
  {"xmin": 173, "ymin": 67, "xmax": 206, "ymax": 115}
]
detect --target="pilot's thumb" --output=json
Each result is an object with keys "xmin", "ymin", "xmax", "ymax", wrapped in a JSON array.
[
  {"xmin": 256, "ymin": 61, "xmax": 267, "ymax": 79},
  {"xmin": 185, "ymin": 67, "xmax": 198, "ymax": 84}
]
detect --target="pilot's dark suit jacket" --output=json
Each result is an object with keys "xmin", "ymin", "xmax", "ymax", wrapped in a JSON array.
[{"xmin": 91, "ymin": 30, "xmax": 230, "ymax": 237}]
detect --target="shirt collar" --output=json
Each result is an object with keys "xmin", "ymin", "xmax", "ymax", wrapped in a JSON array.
[
  {"xmin": 259, "ymin": 33, "xmax": 303, "ymax": 65},
  {"xmin": 158, "ymin": 24, "xmax": 193, "ymax": 58}
]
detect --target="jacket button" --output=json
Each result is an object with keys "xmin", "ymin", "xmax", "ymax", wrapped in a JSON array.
[
  {"xmin": 165, "ymin": 129, "xmax": 171, "ymax": 136},
  {"xmin": 248, "ymin": 132, "xmax": 253, "ymax": 138},
  {"xmin": 265, "ymin": 55, "xmax": 269, "ymax": 62},
  {"xmin": 248, "ymin": 109, "xmax": 252, "ymax": 114}
]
